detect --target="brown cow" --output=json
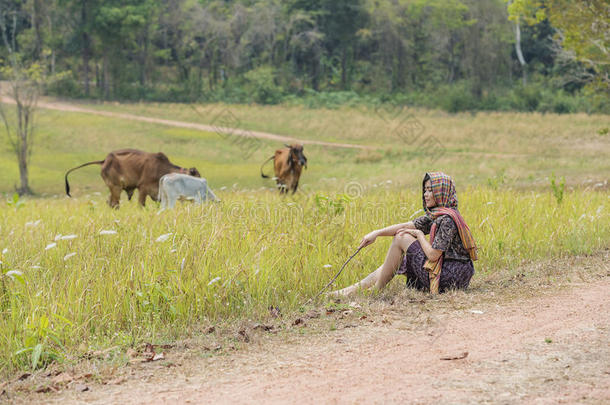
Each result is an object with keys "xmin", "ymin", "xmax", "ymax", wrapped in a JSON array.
[
  {"xmin": 261, "ymin": 144, "xmax": 307, "ymax": 194},
  {"xmin": 65, "ymin": 149, "xmax": 200, "ymax": 208}
]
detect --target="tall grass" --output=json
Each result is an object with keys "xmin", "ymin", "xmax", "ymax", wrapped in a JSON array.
[{"xmin": 1, "ymin": 187, "xmax": 608, "ymax": 374}]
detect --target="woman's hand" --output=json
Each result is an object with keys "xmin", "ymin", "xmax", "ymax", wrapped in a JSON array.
[
  {"xmin": 358, "ymin": 231, "xmax": 379, "ymax": 249},
  {"xmin": 397, "ymin": 228, "xmax": 424, "ymax": 239}
]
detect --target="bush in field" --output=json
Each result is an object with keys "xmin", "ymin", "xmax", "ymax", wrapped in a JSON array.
[{"xmin": 244, "ymin": 67, "xmax": 284, "ymax": 105}]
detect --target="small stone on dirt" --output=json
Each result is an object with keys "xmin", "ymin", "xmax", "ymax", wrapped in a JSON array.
[{"xmin": 75, "ymin": 384, "xmax": 89, "ymax": 392}]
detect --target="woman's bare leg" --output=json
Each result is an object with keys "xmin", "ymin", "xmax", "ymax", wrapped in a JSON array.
[{"xmin": 331, "ymin": 233, "xmax": 416, "ymax": 296}]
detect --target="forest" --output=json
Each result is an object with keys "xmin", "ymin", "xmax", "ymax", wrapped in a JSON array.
[{"xmin": 0, "ymin": 0, "xmax": 608, "ymax": 113}]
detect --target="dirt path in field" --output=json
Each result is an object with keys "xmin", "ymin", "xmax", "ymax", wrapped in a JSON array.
[
  {"xmin": 1, "ymin": 95, "xmax": 540, "ymax": 159},
  {"xmin": 0, "ymin": 94, "xmax": 369, "ymax": 150},
  {"xmin": 16, "ymin": 277, "xmax": 608, "ymax": 405}
]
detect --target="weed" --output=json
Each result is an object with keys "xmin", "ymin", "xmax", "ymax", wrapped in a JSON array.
[
  {"xmin": 15, "ymin": 314, "xmax": 70, "ymax": 371},
  {"xmin": 6, "ymin": 193, "xmax": 24, "ymax": 210},
  {"xmin": 550, "ymin": 174, "xmax": 565, "ymax": 205}
]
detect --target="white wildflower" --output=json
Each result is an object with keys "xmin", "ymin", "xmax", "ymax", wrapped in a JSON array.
[
  {"xmin": 25, "ymin": 220, "xmax": 41, "ymax": 227},
  {"xmin": 470, "ymin": 310, "xmax": 484, "ymax": 314},
  {"xmin": 45, "ymin": 242, "xmax": 57, "ymax": 250},
  {"xmin": 208, "ymin": 277, "xmax": 221, "ymax": 286},
  {"xmin": 155, "ymin": 233, "xmax": 172, "ymax": 243},
  {"xmin": 323, "ymin": 264, "xmax": 332, "ymax": 269},
  {"xmin": 2, "ymin": 248, "xmax": 7, "ymax": 255},
  {"xmin": 5, "ymin": 270, "xmax": 23, "ymax": 280},
  {"xmin": 99, "ymin": 230, "xmax": 117, "ymax": 235},
  {"xmin": 54, "ymin": 234, "xmax": 62, "ymax": 241},
  {"xmin": 64, "ymin": 252, "xmax": 77, "ymax": 261},
  {"xmin": 60, "ymin": 234, "xmax": 78, "ymax": 240},
  {"xmin": 31, "ymin": 265, "xmax": 41, "ymax": 269}
]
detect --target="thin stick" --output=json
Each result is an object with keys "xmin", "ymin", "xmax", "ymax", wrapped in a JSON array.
[{"xmin": 305, "ymin": 247, "xmax": 362, "ymax": 305}]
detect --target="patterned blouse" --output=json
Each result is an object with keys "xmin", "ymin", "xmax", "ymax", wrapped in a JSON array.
[{"xmin": 413, "ymin": 215, "xmax": 471, "ymax": 262}]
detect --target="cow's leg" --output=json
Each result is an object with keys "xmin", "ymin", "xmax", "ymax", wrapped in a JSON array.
[
  {"xmin": 168, "ymin": 190, "xmax": 177, "ymax": 208},
  {"xmin": 206, "ymin": 187, "xmax": 219, "ymax": 201},
  {"xmin": 126, "ymin": 187, "xmax": 135, "ymax": 201},
  {"xmin": 108, "ymin": 185, "xmax": 121, "ymax": 208},
  {"xmin": 138, "ymin": 183, "xmax": 160, "ymax": 207},
  {"xmin": 159, "ymin": 185, "xmax": 167, "ymax": 210},
  {"xmin": 292, "ymin": 180, "xmax": 299, "ymax": 194},
  {"xmin": 138, "ymin": 187, "xmax": 148, "ymax": 207},
  {"xmin": 149, "ymin": 185, "xmax": 160, "ymax": 202}
]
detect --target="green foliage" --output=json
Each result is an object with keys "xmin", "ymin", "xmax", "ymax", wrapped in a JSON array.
[
  {"xmin": 0, "ymin": 0, "xmax": 603, "ymax": 110},
  {"xmin": 243, "ymin": 67, "xmax": 284, "ymax": 105},
  {"xmin": 15, "ymin": 314, "xmax": 69, "ymax": 371},
  {"xmin": 550, "ymin": 174, "xmax": 565, "ymax": 205},
  {"xmin": 6, "ymin": 193, "xmax": 25, "ymax": 210},
  {"xmin": 314, "ymin": 193, "xmax": 352, "ymax": 215},
  {"xmin": 45, "ymin": 72, "xmax": 83, "ymax": 98},
  {"xmin": 487, "ymin": 170, "xmax": 506, "ymax": 190},
  {"xmin": 508, "ymin": 0, "xmax": 609, "ymax": 93}
]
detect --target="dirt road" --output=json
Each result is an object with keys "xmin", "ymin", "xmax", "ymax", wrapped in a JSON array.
[
  {"xmin": 19, "ymin": 277, "xmax": 607, "ymax": 405},
  {"xmin": 0, "ymin": 95, "xmax": 368, "ymax": 150}
]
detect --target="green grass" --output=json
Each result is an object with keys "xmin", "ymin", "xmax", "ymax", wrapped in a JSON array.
[
  {"xmin": 0, "ymin": 99, "xmax": 609, "ymax": 376},
  {"xmin": 1, "ymin": 188, "xmax": 608, "ymax": 374},
  {"xmin": 1, "ymin": 100, "xmax": 608, "ymax": 196}
]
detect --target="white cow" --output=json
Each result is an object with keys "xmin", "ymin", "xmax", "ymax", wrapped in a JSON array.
[{"xmin": 158, "ymin": 173, "xmax": 219, "ymax": 209}]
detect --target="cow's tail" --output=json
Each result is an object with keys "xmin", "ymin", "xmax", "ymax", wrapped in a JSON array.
[
  {"xmin": 64, "ymin": 160, "xmax": 105, "ymax": 197},
  {"xmin": 260, "ymin": 155, "xmax": 274, "ymax": 179}
]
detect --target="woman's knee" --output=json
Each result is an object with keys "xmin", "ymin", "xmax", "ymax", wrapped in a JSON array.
[{"xmin": 392, "ymin": 233, "xmax": 416, "ymax": 250}]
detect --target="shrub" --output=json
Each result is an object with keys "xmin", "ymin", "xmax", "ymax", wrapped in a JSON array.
[
  {"xmin": 45, "ymin": 71, "xmax": 83, "ymax": 98},
  {"xmin": 243, "ymin": 67, "xmax": 284, "ymax": 105}
]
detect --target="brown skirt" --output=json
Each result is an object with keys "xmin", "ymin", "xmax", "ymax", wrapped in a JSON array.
[{"xmin": 396, "ymin": 241, "xmax": 474, "ymax": 293}]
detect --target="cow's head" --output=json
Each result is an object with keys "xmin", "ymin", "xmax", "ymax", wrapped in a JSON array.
[
  {"xmin": 285, "ymin": 144, "xmax": 307, "ymax": 169},
  {"xmin": 188, "ymin": 167, "xmax": 201, "ymax": 177}
]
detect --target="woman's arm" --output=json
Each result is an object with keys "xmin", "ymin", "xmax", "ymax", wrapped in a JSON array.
[
  {"xmin": 358, "ymin": 222, "xmax": 416, "ymax": 249},
  {"xmin": 399, "ymin": 228, "xmax": 443, "ymax": 262},
  {"xmin": 375, "ymin": 221, "xmax": 416, "ymax": 237}
]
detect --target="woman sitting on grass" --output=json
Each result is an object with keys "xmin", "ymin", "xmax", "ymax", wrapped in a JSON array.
[{"xmin": 333, "ymin": 172, "xmax": 477, "ymax": 296}]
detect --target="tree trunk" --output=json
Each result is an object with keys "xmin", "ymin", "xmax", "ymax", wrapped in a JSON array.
[
  {"xmin": 18, "ymin": 141, "xmax": 30, "ymax": 195},
  {"xmin": 341, "ymin": 46, "xmax": 348, "ymax": 90},
  {"xmin": 514, "ymin": 20, "xmax": 527, "ymax": 86},
  {"xmin": 81, "ymin": 0, "xmax": 90, "ymax": 96},
  {"xmin": 32, "ymin": 0, "xmax": 43, "ymax": 60},
  {"xmin": 102, "ymin": 51, "xmax": 110, "ymax": 99},
  {"xmin": 15, "ymin": 103, "xmax": 31, "ymax": 195}
]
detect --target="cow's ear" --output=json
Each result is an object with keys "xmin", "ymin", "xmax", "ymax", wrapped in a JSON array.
[{"xmin": 284, "ymin": 144, "xmax": 291, "ymax": 148}]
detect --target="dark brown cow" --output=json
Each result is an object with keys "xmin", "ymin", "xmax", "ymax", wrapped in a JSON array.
[
  {"xmin": 65, "ymin": 149, "xmax": 200, "ymax": 207},
  {"xmin": 261, "ymin": 144, "xmax": 307, "ymax": 194}
]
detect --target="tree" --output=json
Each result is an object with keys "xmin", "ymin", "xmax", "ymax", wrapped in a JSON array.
[
  {"xmin": 0, "ymin": 4, "xmax": 44, "ymax": 195},
  {"xmin": 508, "ymin": 0, "xmax": 609, "ymax": 91}
]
